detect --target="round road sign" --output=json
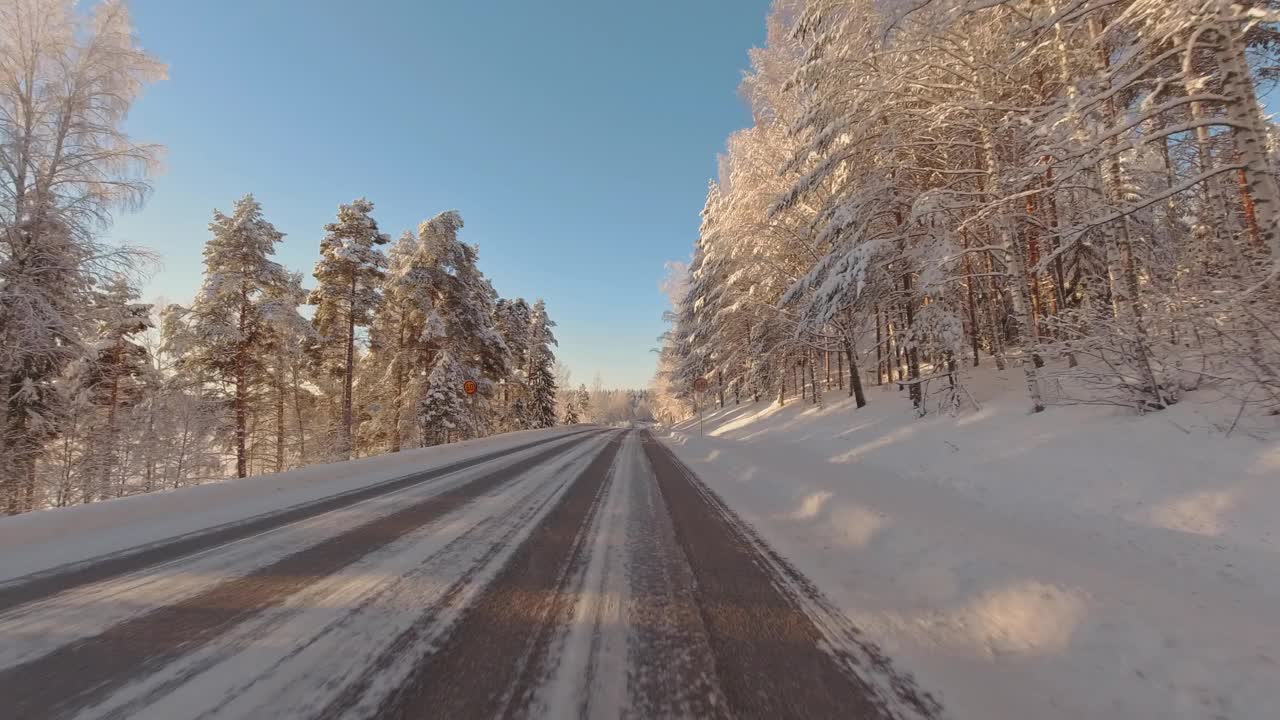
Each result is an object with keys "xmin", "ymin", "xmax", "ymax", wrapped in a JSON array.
[
  {"xmin": 693, "ymin": 377, "xmax": 709, "ymax": 393},
  {"xmin": 463, "ymin": 380, "xmax": 478, "ymax": 396}
]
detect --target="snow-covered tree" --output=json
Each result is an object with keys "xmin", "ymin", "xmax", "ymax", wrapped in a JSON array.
[
  {"xmin": 575, "ymin": 384, "xmax": 591, "ymax": 422},
  {"xmin": 179, "ymin": 195, "xmax": 290, "ymax": 478},
  {"xmin": 418, "ymin": 350, "xmax": 468, "ymax": 446},
  {"xmin": 493, "ymin": 298, "xmax": 533, "ymax": 430},
  {"xmin": 81, "ymin": 276, "xmax": 152, "ymax": 500},
  {"xmin": 526, "ymin": 299, "xmax": 558, "ymax": 428},
  {"xmin": 0, "ymin": 0, "xmax": 164, "ymax": 512},
  {"xmin": 309, "ymin": 198, "xmax": 389, "ymax": 459},
  {"xmin": 366, "ymin": 231, "xmax": 437, "ymax": 452},
  {"xmin": 260, "ymin": 272, "xmax": 310, "ymax": 472},
  {"xmin": 656, "ymin": 0, "xmax": 1280, "ymax": 421},
  {"xmin": 415, "ymin": 211, "xmax": 510, "ymax": 438},
  {"xmin": 562, "ymin": 393, "xmax": 580, "ymax": 424}
]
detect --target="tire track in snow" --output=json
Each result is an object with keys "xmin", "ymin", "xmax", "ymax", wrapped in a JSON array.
[
  {"xmin": 640, "ymin": 430, "xmax": 942, "ymax": 720},
  {"xmin": 0, "ymin": 428, "xmax": 594, "ymax": 612},
  {"xmin": 531, "ymin": 430, "xmax": 727, "ymax": 719},
  {"xmin": 0, "ymin": 432, "xmax": 595, "ymax": 673},
  {"xmin": 0, "ymin": 430, "xmax": 606, "ymax": 720},
  {"xmin": 371, "ymin": 431, "xmax": 625, "ymax": 720},
  {"xmin": 75, "ymin": 431, "xmax": 622, "ymax": 720}
]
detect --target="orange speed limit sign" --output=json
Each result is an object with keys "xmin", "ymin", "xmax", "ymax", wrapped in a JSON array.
[{"xmin": 463, "ymin": 380, "xmax": 478, "ymax": 396}]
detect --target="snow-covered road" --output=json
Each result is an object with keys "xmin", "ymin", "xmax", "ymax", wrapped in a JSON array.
[{"xmin": 0, "ymin": 428, "xmax": 934, "ymax": 720}]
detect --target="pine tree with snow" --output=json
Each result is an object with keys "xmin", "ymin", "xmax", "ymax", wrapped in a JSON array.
[
  {"xmin": 82, "ymin": 276, "xmax": 153, "ymax": 500},
  {"xmin": 562, "ymin": 394, "xmax": 580, "ymax": 425},
  {"xmin": 181, "ymin": 195, "xmax": 290, "ymax": 478},
  {"xmin": 415, "ymin": 211, "xmax": 510, "ymax": 436},
  {"xmin": 418, "ymin": 211, "xmax": 510, "ymax": 381},
  {"xmin": 260, "ymin": 272, "xmax": 311, "ymax": 472},
  {"xmin": 310, "ymin": 198, "xmax": 390, "ymax": 460},
  {"xmin": 418, "ymin": 350, "xmax": 467, "ymax": 446},
  {"xmin": 493, "ymin": 298, "xmax": 533, "ymax": 429},
  {"xmin": 575, "ymin": 384, "xmax": 591, "ymax": 422},
  {"xmin": 528, "ymin": 356, "xmax": 558, "ymax": 429},
  {"xmin": 573, "ymin": 384, "xmax": 590, "ymax": 422},
  {"xmin": 526, "ymin": 300, "xmax": 559, "ymax": 429},
  {"xmin": 366, "ymin": 231, "xmax": 439, "ymax": 452}
]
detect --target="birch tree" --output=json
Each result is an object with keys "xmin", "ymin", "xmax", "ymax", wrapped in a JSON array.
[{"xmin": 0, "ymin": 0, "xmax": 164, "ymax": 511}]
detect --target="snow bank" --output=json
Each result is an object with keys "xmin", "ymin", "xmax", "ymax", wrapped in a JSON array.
[
  {"xmin": 662, "ymin": 369, "xmax": 1280, "ymax": 720},
  {"xmin": 0, "ymin": 427, "xmax": 581, "ymax": 585}
]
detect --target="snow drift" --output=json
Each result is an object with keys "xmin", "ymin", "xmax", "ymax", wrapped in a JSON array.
[{"xmin": 662, "ymin": 368, "xmax": 1280, "ymax": 720}]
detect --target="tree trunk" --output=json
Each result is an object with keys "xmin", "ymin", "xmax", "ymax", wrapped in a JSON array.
[
  {"xmin": 341, "ymin": 270, "xmax": 357, "ymax": 459},
  {"xmin": 808, "ymin": 351, "xmax": 821, "ymax": 406},
  {"xmin": 890, "ymin": 315, "xmax": 901, "ymax": 379},
  {"xmin": 98, "ymin": 354, "xmax": 121, "ymax": 501},
  {"xmin": 874, "ymin": 304, "xmax": 884, "ymax": 384},
  {"xmin": 391, "ymin": 312, "xmax": 407, "ymax": 453},
  {"xmin": 844, "ymin": 314, "xmax": 867, "ymax": 409},
  {"xmin": 1217, "ymin": 18, "xmax": 1280, "ymax": 259},
  {"xmin": 235, "ymin": 305, "xmax": 249, "ymax": 479},
  {"xmin": 292, "ymin": 362, "xmax": 307, "ymax": 464},
  {"xmin": 981, "ymin": 250, "xmax": 1008, "ymax": 370},
  {"xmin": 143, "ymin": 404, "xmax": 156, "ymax": 494},
  {"xmin": 902, "ymin": 276, "xmax": 922, "ymax": 408},
  {"xmin": 1091, "ymin": 15, "xmax": 1163, "ymax": 408},
  {"xmin": 979, "ymin": 126, "xmax": 1040, "ymax": 410},
  {"xmin": 275, "ymin": 353, "xmax": 286, "ymax": 474}
]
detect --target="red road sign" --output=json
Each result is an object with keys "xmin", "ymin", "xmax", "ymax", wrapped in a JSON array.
[
  {"xmin": 463, "ymin": 380, "xmax": 478, "ymax": 396},
  {"xmin": 693, "ymin": 377, "xmax": 709, "ymax": 393}
]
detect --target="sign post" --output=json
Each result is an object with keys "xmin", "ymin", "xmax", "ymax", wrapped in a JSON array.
[
  {"xmin": 693, "ymin": 377, "xmax": 709, "ymax": 436},
  {"xmin": 463, "ymin": 380, "xmax": 478, "ymax": 438}
]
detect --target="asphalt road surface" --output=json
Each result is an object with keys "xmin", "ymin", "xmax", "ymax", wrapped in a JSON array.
[{"xmin": 0, "ymin": 429, "xmax": 940, "ymax": 719}]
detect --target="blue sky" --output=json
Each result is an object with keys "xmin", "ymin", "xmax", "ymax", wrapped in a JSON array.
[{"xmin": 110, "ymin": 0, "xmax": 773, "ymax": 389}]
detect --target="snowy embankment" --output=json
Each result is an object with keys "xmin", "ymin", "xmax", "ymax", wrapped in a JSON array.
[
  {"xmin": 0, "ymin": 427, "xmax": 580, "ymax": 586},
  {"xmin": 662, "ymin": 369, "xmax": 1280, "ymax": 720}
]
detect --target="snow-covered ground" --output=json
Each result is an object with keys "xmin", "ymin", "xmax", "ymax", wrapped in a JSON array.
[
  {"xmin": 0, "ymin": 426, "xmax": 581, "ymax": 586},
  {"xmin": 661, "ymin": 367, "xmax": 1280, "ymax": 720}
]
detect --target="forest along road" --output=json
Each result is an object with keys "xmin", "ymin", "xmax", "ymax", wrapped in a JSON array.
[{"xmin": 0, "ymin": 429, "xmax": 940, "ymax": 720}]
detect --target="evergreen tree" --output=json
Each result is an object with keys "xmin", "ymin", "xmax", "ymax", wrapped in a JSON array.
[
  {"xmin": 260, "ymin": 272, "xmax": 310, "ymax": 472},
  {"xmin": 528, "ymin": 358, "xmax": 558, "ymax": 428},
  {"xmin": 310, "ymin": 198, "xmax": 390, "ymax": 459},
  {"xmin": 576, "ymin": 384, "xmax": 591, "ymax": 422},
  {"xmin": 182, "ymin": 195, "xmax": 290, "ymax": 478},
  {"xmin": 83, "ymin": 277, "xmax": 153, "ymax": 500},
  {"xmin": 493, "ymin": 298, "xmax": 533, "ymax": 429},
  {"xmin": 419, "ymin": 212, "xmax": 510, "ymax": 381},
  {"xmin": 367, "ymin": 231, "xmax": 438, "ymax": 452},
  {"xmin": 417, "ymin": 211, "xmax": 509, "ymax": 436},
  {"xmin": 1, "ymin": 218, "xmax": 92, "ymax": 511},
  {"xmin": 526, "ymin": 300, "xmax": 559, "ymax": 428},
  {"xmin": 419, "ymin": 350, "xmax": 467, "ymax": 446},
  {"xmin": 562, "ymin": 394, "xmax": 580, "ymax": 425}
]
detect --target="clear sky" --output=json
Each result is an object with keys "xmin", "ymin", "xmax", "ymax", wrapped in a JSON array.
[{"xmin": 109, "ymin": 0, "xmax": 773, "ymax": 389}]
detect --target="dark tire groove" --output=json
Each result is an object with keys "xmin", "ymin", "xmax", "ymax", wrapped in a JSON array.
[
  {"xmin": 315, "ymin": 433, "xmax": 615, "ymax": 720},
  {"xmin": 0, "ymin": 430, "xmax": 604, "ymax": 720},
  {"xmin": 374, "ymin": 432, "xmax": 625, "ymax": 720},
  {"xmin": 640, "ymin": 430, "xmax": 910, "ymax": 720}
]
